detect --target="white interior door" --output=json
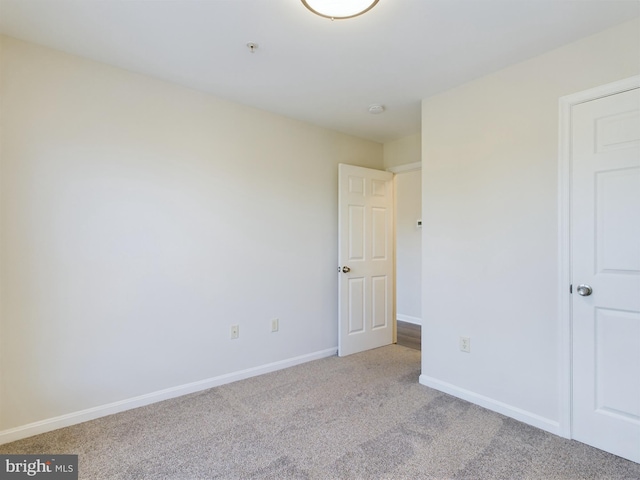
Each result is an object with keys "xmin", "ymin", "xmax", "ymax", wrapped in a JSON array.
[
  {"xmin": 338, "ymin": 164, "xmax": 394, "ymax": 357},
  {"xmin": 571, "ymin": 87, "xmax": 640, "ymax": 463}
]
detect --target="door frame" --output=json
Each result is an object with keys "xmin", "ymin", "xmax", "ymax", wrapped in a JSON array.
[
  {"xmin": 557, "ymin": 74, "xmax": 640, "ymax": 439},
  {"xmin": 387, "ymin": 161, "xmax": 422, "ymax": 345}
]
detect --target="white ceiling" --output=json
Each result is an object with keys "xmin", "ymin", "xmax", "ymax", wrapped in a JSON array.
[{"xmin": 1, "ymin": 0, "xmax": 638, "ymax": 143}]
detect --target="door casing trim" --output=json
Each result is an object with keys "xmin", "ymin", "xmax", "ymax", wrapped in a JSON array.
[
  {"xmin": 386, "ymin": 161, "xmax": 421, "ymax": 174},
  {"xmin": 557, "ymin": 75, "xmax": 640, "ymax": 439}
]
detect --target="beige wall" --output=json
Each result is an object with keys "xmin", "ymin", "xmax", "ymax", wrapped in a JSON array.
[
  {"xmin": 0, "ymin": 35, "xmax": 383, "ymax": 434},
  {"xmin": 383, "ymin": 133, "xmax": 421, "ymax": 169},
  {"xmin": 420, "ymin": 18, "xmax": 640, "ymax": 432}
]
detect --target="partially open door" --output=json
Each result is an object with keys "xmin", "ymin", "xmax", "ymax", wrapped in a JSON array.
[{"xmin": 338, "ymin": 164, "xmax": 394, "ymax": 356}]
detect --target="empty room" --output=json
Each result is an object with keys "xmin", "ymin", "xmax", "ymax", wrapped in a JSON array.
[{"xmin": 1, "ymin": 1, "xmax": 639, "ymax": 478}]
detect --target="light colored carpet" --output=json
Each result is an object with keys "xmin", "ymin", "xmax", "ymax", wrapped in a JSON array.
[{"xmin": 2, "ymin": 345, "xmax": 639, "ymax": 479}]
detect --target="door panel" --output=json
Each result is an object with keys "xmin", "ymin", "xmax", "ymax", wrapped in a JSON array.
[
  {"xmin": 348, "ymin": 205, "xmax": 365, "ymax": 260},
  {"xmin": 338, "ymin": 164, "xmax": 394, "ymax": 356},
  {"xmin": 596, "ymin": 168, "xmax": 640, "ymax": 273},
  {"xmin": 571, "ymin": 87, "xmax": 640, "ymax": 463},
  {"xmin": 348, "ymin": 277, "xmax": 365, "ymax": 334},
  {"xmin": 595, "ymin": 308, "xmax": 640, "ymax": 420},
  {"xmin": 371, "ymin": 275, "xmax": 388, "ymax": 329},
  {"xmin": 372, "ymin": 207, "xmax": 388, "ymax": 259}
]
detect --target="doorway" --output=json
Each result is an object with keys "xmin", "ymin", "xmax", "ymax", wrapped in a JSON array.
[
  {"xmin": 337, "ymin": 164, "xmax": 394, "ymax": 356},
  {"xmin": 337, "ymin": 161, "xmax": 423, "ymax": 355},
  {"xmin": 390, "ymin": 162, "xmax": 422, "ymax": 350}
]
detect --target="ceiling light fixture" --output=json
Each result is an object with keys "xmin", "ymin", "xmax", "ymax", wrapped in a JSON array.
[
  {"xmin": 368, "ymin": 104, "xmax": 385, "ymax": 114},
  {"xmin": 301, "ymin": 0, "xmax": 379, "ymax": 20}
]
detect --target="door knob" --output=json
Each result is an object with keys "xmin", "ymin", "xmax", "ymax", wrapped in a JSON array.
[
  {"xmin": 341, "ymin": 266, "xmax": 351, "ymax": 273},
  {"xmin": 576, "ymin": 284, "xmax": 593, "ymax": 296}
]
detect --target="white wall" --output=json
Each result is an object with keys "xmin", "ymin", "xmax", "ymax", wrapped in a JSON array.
[
  {"xmin": 383, "ymin": 133, "xmax": 421, "ymax": 170},
  {"xmin": 0, "ymin": 36, "xmax": 383, "ymax": 435},
  {"xmin": 395, "ymin": 170, "xmax": 422, "ymax": 324},
  {"xmin": 420, "ymin": 19, "xmax": 640, "ymax": 433}
]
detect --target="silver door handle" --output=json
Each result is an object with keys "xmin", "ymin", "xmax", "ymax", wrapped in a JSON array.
[
  {"xmin": 341, "ymin": 266, "xmax": 351, "ymax": 273},
  {"xmin": 576, "ymin": 284, "xmax": 593, "ymax": 296}
]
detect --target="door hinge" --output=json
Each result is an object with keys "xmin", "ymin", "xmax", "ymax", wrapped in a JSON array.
[{"xmin": 570, "ymin": 284, "xmax": 573, "ymax": 294}]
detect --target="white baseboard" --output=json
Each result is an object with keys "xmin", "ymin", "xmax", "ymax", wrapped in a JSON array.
[
  {"xmin": 397, "ymin": 314, "xmax": 421, "ymax": 325},
  {"xmin": 419, "ymin": 374, "xmax": 560, "ymax": 435},
  {"xmin": 0, "ymin": 347, "xmax": 337, "ymax": 446}
]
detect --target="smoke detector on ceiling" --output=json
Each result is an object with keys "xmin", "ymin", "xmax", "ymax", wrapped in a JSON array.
[{"xmin": 368, "ymin": 104, "xmax": 385, "ymax": 114}]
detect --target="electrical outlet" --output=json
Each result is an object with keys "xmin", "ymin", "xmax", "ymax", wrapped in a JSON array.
[
  {"xmin": 460, "ymin": 336, "xmax": 470, "ymax": 353},
  {"xmin": 230, "ymin": 325, "xmax": 239, "ymax": 339},
  {"xmin": 271, "ymin": 318, "xmax": 279, "ymax": 332}
]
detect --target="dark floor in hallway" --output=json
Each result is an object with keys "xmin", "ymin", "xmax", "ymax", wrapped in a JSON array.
[{"xmin": 397, "ymin": 320, "xmax": 420, "ymax": 350}]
